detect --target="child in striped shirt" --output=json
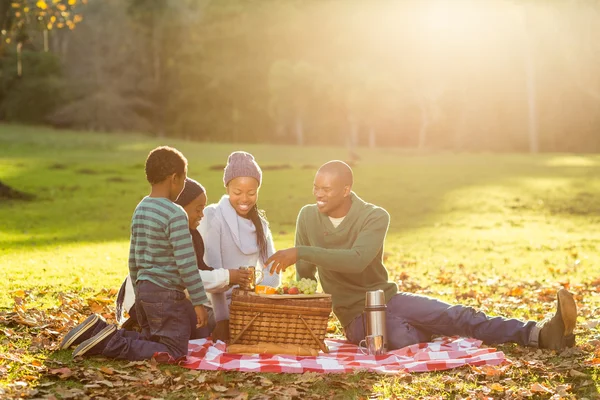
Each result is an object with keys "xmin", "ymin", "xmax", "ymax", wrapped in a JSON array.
[{"xmin": 59, "ymin": 146, "xmax": 209, "ymax": 360}]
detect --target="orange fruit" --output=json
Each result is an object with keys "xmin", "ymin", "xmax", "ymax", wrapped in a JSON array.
[{"xmin": 255, "ymin": 285, "xmax": 277, "ymax": 295}]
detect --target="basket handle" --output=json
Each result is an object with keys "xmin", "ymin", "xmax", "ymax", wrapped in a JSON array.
[
  {"xmin": 229, "ymin": 312, "xmax": 262, "ymax": 345},
  {"xmin": 299, "ymin": 315, "xmax": 329, "ymax": 354}
]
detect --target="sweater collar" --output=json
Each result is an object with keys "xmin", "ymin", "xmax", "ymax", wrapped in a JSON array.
[
  {"xmin": 217, "ymin": 195, "xmax": 259, "ymax": 255},
  {"xmin": 319, "ymin": 191, "xmax": 363, "ymax": 231}
]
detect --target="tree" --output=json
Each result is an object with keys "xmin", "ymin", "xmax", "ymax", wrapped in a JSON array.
[
  {"xmin": 268, "ymin": 60, "xmax": 321, "ymax": 145},
  {"xmin": 47, "ymin": 0, "xmax": 153, "ymax": 131}
]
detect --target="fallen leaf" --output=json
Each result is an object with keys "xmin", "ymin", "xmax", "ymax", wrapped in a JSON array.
[
  {"xmin": 489, "ymin": 383, "xmax": 504, "ymax": 392},
  {"xmin": 48, "ymin": 367, "xmax": 73, "ymax": 379},
  {"xmin": 212, "ymin": 384, "xmax": 228, "ymax": 392},
  {"xmin": 152, "ymin": 377, "xmax": 166, "ymax": 386},
  {"xmin": 119, "ymin": 375, "xmax": 140, "ymax": 381},
  {"xmin": 507, "ymin": 287, "xmax": 524, "ymax": 297},
  {"xmin": 99, "ymin": 366, "xmax": 114, "ymax": 375},
  {"xmin": 472, "ymin": 364, "xmax": 506, "ymax": 377},
  {"xmin": 282, "ymin": 387, "xmax": 300, "ymax": 396},
  {"xmin": 586, "ymin": 320, "xmax": 599, "ymax": 329},
  {"xmin": 259, "ymin": 376, "xmax": 273, "ymax": 386},
  {"xmin": 530, "ymin": 383, "xmax": 553, "ymax": 394},
  {"xmin": 555, "ymin": 384, "xmax": 571, "ymax": 397},
  {"xmin": 295, "ymin": 371, "xmax": 322, "ymax": 383},
  {"xmin": 54, "ymin": 387, "xmax": 84, "ymax": 399},
  {"xmin": 123, "ymin": 361, "xmax": 146, "ymax": 368},
  {"xmin": 223, "ymin": 388, "xmax": 242, "ymax": 398},
  {"xmin": 569, "ymin": 369, "xmax": 587, "ymax": 377},
  {"xmin": 83, "ymin": 384, "xmax": 102, "ymax": 389},
  {"xmin": 149, "ymin": 357, "xmax": 158, "ymax": 371}
]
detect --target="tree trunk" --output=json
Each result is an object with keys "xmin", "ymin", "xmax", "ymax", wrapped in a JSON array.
[
  {"xmin": 524, "ymin": 45, "xmax": 538, "ymax": 153},
  {"xmin": 294, "ymin": 115, "xmax": 304, "ymax": 146},
  {"xmin": 232, "ymin": 105, "xmax": 240, "ymax": 142},
  {"xmin": 152, "ymin": 12, "xmax": 162, "ymax": 86},
  {"xmin": 520, "ymin": 5, "xmax": 539, "ymax": 153},
  {"xmin": 418, "ymin": 99, "xmax": 430, "ymax": 150},
  {"xmin": 0, "ymin": 1, "xmax": 11, "ymax": 56},
  {"xmin": 275, "ymin": 119, "xmax": 286, "ymax": 137},
  {"xmin": 368, "ymin": 126, "xmax": 376, "ymax": 148},
  {"xmin": 347, "ymin": 114, "xmax": 359, "ymax": 149},
  {"xmin": 453, "ymin": 98, "xmax": 468, "ymax": 151},
  {"xmin": 43, "ymin": 29, "xmax": 49, "ymax": 52},
  {"xmin": 152, "ymin": 9, "xmax": 165, "ymax": 136}
]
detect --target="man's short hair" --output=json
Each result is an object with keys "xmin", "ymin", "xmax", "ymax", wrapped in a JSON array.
[
  {"xmin": 145, "ymin": 146, "xmax": 187, "ymax": 184},
  {"xmin": 317, "ymin": 160, "xmax": 353, "ymax": 187}
]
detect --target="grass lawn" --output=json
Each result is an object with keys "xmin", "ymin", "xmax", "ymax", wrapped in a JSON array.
[{"xmin": 1, "ymin": 124, "xmax": 599, "ymax": 399}]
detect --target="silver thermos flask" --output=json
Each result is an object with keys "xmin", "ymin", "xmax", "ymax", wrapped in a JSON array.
[{"xmin": 364, "ymin": 290, "xmax": 388, "ymax": 352}]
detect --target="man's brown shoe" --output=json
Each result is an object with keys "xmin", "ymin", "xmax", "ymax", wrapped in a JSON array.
[{"xmin": 539, "ymin": 289, "xmax": 577, "ymax": 350}]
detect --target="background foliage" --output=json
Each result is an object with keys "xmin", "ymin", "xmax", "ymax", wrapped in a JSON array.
[{"xmin": 2, "ymin": 0, "xmax": 600, "ymax": 151}]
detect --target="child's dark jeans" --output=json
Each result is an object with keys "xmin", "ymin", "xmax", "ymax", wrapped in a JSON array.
[{"xmin": 100, "ymin": 280, "xmax": 194, "ymax": 360}]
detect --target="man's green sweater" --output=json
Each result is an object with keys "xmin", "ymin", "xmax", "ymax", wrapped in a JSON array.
[{"xmin": 295, "ymin": 192, "xmax": 398, "ymax": 327}]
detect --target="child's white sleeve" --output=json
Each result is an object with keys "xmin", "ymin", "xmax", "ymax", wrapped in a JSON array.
[{"xmin": 199, "ymin": 269, "xmax": 230, "ymax": 292}]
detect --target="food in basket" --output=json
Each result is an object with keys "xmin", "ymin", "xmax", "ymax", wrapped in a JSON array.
[
  {"xmin": 288, "ymin": 287, "xmax": 299, "ymax": 295},
  {"xmin": 254, "ymin": 285, "xmax": 277, "ymax": 295},
  {"xmin": 277, "ymin": 278, "xmax": 318, "ymax": 295}
]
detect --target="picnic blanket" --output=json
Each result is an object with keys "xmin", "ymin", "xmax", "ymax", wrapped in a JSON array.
[{"xmin": 157, "ymin": 337, "xmax": 506, "ymax": 374}]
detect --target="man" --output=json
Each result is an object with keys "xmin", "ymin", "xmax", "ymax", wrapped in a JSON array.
[{"xmin": 267, "ymin": 160, "xmax": 577, "ymax": 351}]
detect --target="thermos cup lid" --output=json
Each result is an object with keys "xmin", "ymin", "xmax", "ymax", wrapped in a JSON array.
[{"xmin": 365, "ymin": 290, "xmax": 386, "ymax": 307}]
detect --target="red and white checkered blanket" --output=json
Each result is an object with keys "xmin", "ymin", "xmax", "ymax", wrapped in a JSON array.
[{"xmin": 164, "ymin": 337, "xmax": 505, "ymax": 374}]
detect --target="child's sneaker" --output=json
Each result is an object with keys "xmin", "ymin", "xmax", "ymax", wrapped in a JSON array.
[
  {"xmin": 72, "ymin": 325, "xmax": 117, "ymax": 358},
  {"xmin": 59, "ymin": 314, "xmax": 104, "ymax": 350}
]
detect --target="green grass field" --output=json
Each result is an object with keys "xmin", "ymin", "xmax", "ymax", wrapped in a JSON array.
[{"xmin": 1, "ymin": 124, "xmax": 599, "ymax": 399}]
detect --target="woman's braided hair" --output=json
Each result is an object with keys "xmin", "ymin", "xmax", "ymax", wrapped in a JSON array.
[{"xmin": 248, "ymin": 204, "xmax": 269, "ymax": 264}]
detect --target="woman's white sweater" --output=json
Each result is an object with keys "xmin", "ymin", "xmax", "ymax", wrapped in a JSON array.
[{"xmin": 198, "ymin": 195, "xmax": 280, "ymax": 321}]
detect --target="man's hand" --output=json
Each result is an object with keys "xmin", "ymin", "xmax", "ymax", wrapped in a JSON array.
[
  {"xmin": 194, "ymin": 305, "xmax": 208, "ymax": 328},
  {"xmin": 228, "ymin": 269, "xmax": 252, "ymax": 287},
  {"xmin": 212, "ymin": 320, "xmax": 230, "ymax": 343},
  {"xmin": 267, "ymin": 248, "xmax": 298, "ymax": 275}
]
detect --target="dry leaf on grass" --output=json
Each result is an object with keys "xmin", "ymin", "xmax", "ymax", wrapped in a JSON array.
[
  {"xmin": 530, "ymin": 382, "xmax": 554, "ymax": 394},
  {"xmin": 212, "ymin": 384, "xmax": 229, "ymax": 392},
  {"xmin": 48, "ymin": 367, "xmax": 73, "ymax": 380}
]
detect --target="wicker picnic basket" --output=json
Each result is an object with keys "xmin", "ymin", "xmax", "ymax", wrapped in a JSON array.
[{"xmin": 229, "ymin": 288, "xmax": 332, "ymax": 353}]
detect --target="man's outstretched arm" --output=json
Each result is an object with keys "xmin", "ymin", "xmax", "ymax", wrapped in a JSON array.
[
  {"xmin": 294, "ymin": 209, "xmax": 317, "ymax": 281},
  {"xmin": 268, "ymin": 208, "xmax": 389, "ymax": 275}
]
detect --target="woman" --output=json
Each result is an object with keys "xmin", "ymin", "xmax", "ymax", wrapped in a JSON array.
[
  {"xmin": 115, "ymin": 178, "xmax": 251, "ymax": 339},
  {"xmin": 199, "ymin": 151, "xmax": 280, "ymax": 341}
]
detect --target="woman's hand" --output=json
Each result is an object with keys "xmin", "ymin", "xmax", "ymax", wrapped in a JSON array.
[
  {"xmin": 212, "ymin": 320, "xmax": 230, "ymax": 343},
  {"xmin": 228, "ymin": 269, "xmax": 252, "ymax": 286}
]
